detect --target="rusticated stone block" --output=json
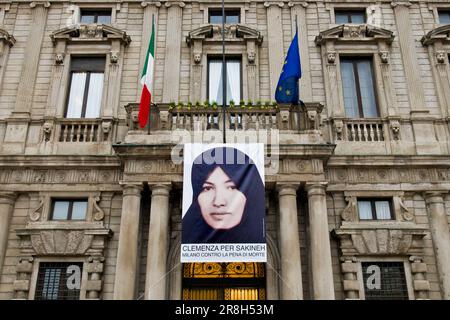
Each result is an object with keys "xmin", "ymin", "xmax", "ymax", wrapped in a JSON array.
[
  {"xmin": 411, "ymin": 262, "xmax": 427, "ymax": 274},
  {"xmin": 343, "ymin": 280, "xmax": 360, "ymax": 291},
  {"xmin": 13, "ymin": 280, "xmax": 30, "ymax": 291},
  {"xmin": 341, "ymin": 262, "xmax": 358, "ymax": 273},
  {"xmin": 414, "ymin": 280, "xmax": 430, "ymax": 291},
  {"xmin": 86, "ymin": 280, "xmax": 102, "ymax": 292}
]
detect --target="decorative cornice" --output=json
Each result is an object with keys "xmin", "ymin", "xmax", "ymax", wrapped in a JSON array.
[{"xmin": 421, "ymin": 25, "xmax": 450, "ymax": 46}]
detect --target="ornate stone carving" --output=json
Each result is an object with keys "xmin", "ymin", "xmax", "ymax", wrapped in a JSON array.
[
  {"xmin": 379, "ymin": 50, "xmax": 389, "ymax": 63},
  {"xmin": 55, "ymin": 52, "xmax": 65, "ymax": 64},
  {"xmin": 193, "ymin": 52, "xmax": 201, "ymax": 64},
  {"xmin": 80, "ymin": 24, "xmax": 104, "ymax": 39},
  {"xmin": 110, "ymin": 51, "xmax": 119, "ymax": 64},
  {"xmin": 247, "ymin": 50, "xmax": 255, "ymax": 64},
  {"xmin": 335, "ymin": 228, "xmax": 426, "ymax": 255},
  {"xmin": 396, "ymin": 196, "xmax": 414, "ymax": 221},
  {"xmin": 436, "ymin": 50, "xmax": 446, "ymax": 64},
  {"xmin": 344, "ymin": 24, "xmax": 366, "ymax": 38},
  {"xmin": 29, "ymin": 197, "xmax": 44, "ymax": 222},
  {"xmin": 42, "ymin": 122, "xmax": 53, "ymax": 142},
  {"xmin": 13, "ymin": 257, "xmax": 34, "ymax": 299},
  {"xmin": 327, "ymin": 51, "xmax": 336, "ymax": 64},
  {"xmin": 389, "ymin": 120, "xmax": 401, "ymax": 140},
  {"xmin": 30, "ymin": 230, "xmax": 93, "ymax": 254},
  {"xmin": 93, "ymin": 196, "xmax": 105, "ymax": 221},
  {"xmin": 341, "ymin": 196, "xmax": 357, "ymax": 221},
  {"xmin": 333, "ymin": 119, "xmax": 343, "ymax": 140},
  {"xmin": 315, "ymin": 24, "xmax": 394, "ymax": 45}
]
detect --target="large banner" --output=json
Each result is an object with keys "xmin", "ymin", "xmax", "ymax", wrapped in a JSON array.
[{"xmin": 181, "ymin": 143, "xmax": 266, "ymax": 262}]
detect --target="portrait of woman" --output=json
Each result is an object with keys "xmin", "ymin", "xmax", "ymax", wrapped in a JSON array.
[{"xmin": 182, "ymin": 146, "xmax": 266, "ymax": 244}]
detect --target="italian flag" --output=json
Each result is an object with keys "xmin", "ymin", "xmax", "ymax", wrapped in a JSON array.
[{"xmin": 138, "ymin": 18, "xmax": 155, "ymax": 128}]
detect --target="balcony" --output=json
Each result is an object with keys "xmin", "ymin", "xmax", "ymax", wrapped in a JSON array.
[{"xmin": 123, "ymin": 102, "xmax": 325, "ymax": 145}]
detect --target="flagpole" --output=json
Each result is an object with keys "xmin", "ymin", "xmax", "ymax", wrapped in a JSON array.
[
  {"xmin": 147, "ymin": 14, "xmax": 155, "ymax": 135},
  {"xmin": 295, "ymin": 15, "xmax": 301, "ymax": 134},
  {"xmin": 221, "ymin": 0, "xmax": 226, "ymax": 143}
]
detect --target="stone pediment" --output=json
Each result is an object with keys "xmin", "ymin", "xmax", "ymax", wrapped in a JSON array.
[
  {"xmin": 50, "ymin": 24, "xmax": 131, "ymax": 46},
  {"xmin": 186, "ymin": 24, "xmax": 263, "ymax": 46},
  {"xmin": 421, "ymin": 25, "xmax": 450, "ymax": 46},
  {"xmin": 315, "ymin": 24, "xmax": 394, "ymax": 45},
  {"xmin": 0, "ymin": 28, "xmax": 15, "ymax": 47}
]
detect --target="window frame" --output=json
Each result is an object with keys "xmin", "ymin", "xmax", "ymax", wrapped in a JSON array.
[
  {"xmin": 207, "ymin": 56, "xmax": 243, "ymax": 105},
  {"xmin": 357, "ymin": 258, "xmax": 414, "ymax": 300},
  {"xmin": 335, "ymin": 9, "xmax": 367, "ymax": 24},
  {"xmin": 50, "ymin": 198, "xmax": 89, "ymax": 221},
  {"xmin": 437, "ymin": 9, "xmax": 450, "ymax": 25},
  {"xmin": 29, "ymin": 258, "xmax": 88, "ymax": 300},
  {"xmin": 339, "ymin": 56, "xmax": 380, "ymax": 118},
  {"xmin": 64, "ymin": 56, "xmax": 106, "ymax": 119},
  {"xmin": 80, "ymin": 8, "xmax": 112, "ymax": 24},
  {"xmin": 357, "ymin": 197, "xmax": 394, "ymax": 221},
  {"xmin": 208, "ymin": 8, "xmax": 241, "ymax": 24}
]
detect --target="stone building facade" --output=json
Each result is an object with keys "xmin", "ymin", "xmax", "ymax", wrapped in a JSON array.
[{"xmin": 0, "ymin": 0, "xmax": 449, "ymax": 300}]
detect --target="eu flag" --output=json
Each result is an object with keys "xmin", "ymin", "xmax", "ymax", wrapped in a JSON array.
[{"xmin": 275, "ymin": 31, "xmax": 301, "ymax": 104}]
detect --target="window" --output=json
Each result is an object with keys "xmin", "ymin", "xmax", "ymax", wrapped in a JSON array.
[
  {"xmin": 340, "ymin": 57, "xmax": 379, "ymax": 118},
  {"xmin": 66, "ymin": 57, "xmax": 105, "ymax": 118},
  {"xmin": 209, "ymin": 9, "xmax": 240, "ymax": 24},
  {"xmin": 362, "ymin": 262, "xmax": 409, "ymax": 300},
  {"xmin": 80, "ymin": 9, "xmax": 112, "ymax": 24},
  {"xmin": 208, "ymin": 58, "xmax": 241, "ymax": 105},
  {"xmin": 35, "ymin": 262, "xmax": 83, "ymax": 300},
  {"xmin": 51, "ymin": 199, "xmax": 88, "ymax": 220},
  {"xmin": 438, "ymin": 10, "xmax": 450, "ymax": 24},
  {"xmin": 357, "ymin": 198, "xmax": 393, "ymax": 220},
  {"xmin": 335, "ymin": 9, "xmax": 366, "ymax": 24}
]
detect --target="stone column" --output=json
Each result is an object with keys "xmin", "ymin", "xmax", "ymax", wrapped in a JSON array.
[
  {"xmin": 145, "ymin": 184, "xmax": 171, "ymax": 300},
  {"xmin": 0, "ymin": 192, "xmax": 16, "ymax": 276},
  {"xmin": 264, "ymin": 1, "xmax": 285, "ymax": 99},
  {"xmin": 113, "ymin": 184, "xmax": 142, "ymax": 300},
  {"xmin": 162, "ymin": 1, "xmax": 184, "ymax": 103},
  {"xmin": 277, "ymin": 184, "xmax": 303, "ymax": 299},
  {"xmin": 306, "ymin": 183, "xmax": 335, "ymax": 299},
  {"xmin": 425, "ymin": 192, "xmax": 450, "ymax": 299}
]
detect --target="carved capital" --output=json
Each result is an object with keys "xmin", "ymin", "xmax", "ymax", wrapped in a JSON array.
[
  {"xmin": 288, "ymin": 2, "xmax": 308, "ymax": 8},
  {"xmin": 193, "ymin": 51, "xmax": 202, "ymax": 64},
  {"xmin": 30, "ymin": 1, "xmax": 51, "ymax": 8},
  {"xmin": 391, "ymin": 1, "xmax": 412, "ymax": 8},
  {"xmin": 141, "ymin": 1, "xmax": 161, "ymax": 8},
  {"xmin": 165, "ymin": 1, "xmax": 185, "ymax": 8},
  {"xmin": 333, "ymin": 119, "xmax": 344, "ymax": 141},
  {"xmin": 264, "ymin": 2, "xmax": 285, "ymax": 8}
]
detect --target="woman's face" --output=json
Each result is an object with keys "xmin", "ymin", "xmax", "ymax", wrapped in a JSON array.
[{"xmin": 197, "ymin": 166, "xmax": 247, "ymax": 229}]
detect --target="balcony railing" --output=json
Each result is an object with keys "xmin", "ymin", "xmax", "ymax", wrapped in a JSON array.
[
  {"xmin": 331, "ymin": 118, "xmax": 389, "ymax": 142},
  {"xmin": 124, "ymin": 102, "xmax": 324, "ymax": 133}
]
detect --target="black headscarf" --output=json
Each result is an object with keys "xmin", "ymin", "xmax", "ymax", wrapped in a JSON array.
[{"xmin": 182, "ymin": 147, "xmax": 266, "ymax": 243}]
